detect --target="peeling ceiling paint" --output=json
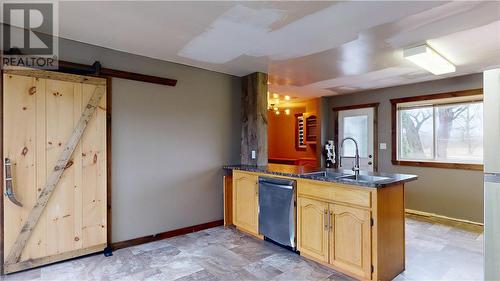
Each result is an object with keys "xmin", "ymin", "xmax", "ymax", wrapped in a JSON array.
[
  {"xmin": 178, "ymin": 5, "xmax": 284, "ymax": 64},
  {"xmin": 178, "ymin": 1, "xmax": 441, "ymax": 62},
  {"xmin": 54, "ymin": 1, "xmax": 500, "ymax": 97},
  {"xmin": 429, "ymin": 20, "xmax": 500, "ymax": 65}
]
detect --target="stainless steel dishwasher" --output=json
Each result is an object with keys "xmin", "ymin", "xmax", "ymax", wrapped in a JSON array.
[{"xmin": 258, "ymin": 177, "xmax": 296, "ymax": 250}]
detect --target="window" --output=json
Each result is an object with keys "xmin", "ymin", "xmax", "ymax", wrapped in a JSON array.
[
  {"xmin": 391, "ymin": 89, "xmax": 483, "ymax": 170},
  {"xmin": 343, "ymin": 115, "xmax": 368, "ymax": 157}
]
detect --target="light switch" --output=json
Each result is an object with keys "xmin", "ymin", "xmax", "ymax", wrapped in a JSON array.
[
  {"xmin": 380, "ymin": 143, "xmax": 387, "ymax": 150},
  {"xmin": 251, "ymin": 150, "xmax": 256, "ymax": 159}
]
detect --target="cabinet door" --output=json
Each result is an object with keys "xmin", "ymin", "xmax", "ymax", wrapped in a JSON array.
[
  {"xmin": 330, "ymin": 204, "xmax": 372, "ymax": 279},
  {"xmin": 232, "ymin": 172, "xmax": 259, "ymax": 235},
  {"xmin": 297, "ymin": 197, "xmax": 329, "ymax": 263}
]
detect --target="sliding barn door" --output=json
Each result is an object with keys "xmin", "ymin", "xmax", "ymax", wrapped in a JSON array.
[{"xmin": 3, "ymin": 71, "xmax": 107, "ymax": 273}]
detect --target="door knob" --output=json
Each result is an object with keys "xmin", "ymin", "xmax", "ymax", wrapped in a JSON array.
[{"xmin": 368, "ymin": 161, "xmax": 373, "ymax": 165}]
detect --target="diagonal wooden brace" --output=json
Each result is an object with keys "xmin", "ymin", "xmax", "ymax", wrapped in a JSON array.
[{"xmin": 5, "ymin": 86, "xmax": 106, "ymax": 265}]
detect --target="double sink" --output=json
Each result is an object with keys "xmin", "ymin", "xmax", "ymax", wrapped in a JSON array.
[{"xmin": 303, "ymin": 171, "xmax": 392, "ymax": 184}]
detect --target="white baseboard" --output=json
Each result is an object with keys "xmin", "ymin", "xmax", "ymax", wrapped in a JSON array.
[{"xmin": 405, "ymin": 208, "xmax": 483, "ymax": 226}]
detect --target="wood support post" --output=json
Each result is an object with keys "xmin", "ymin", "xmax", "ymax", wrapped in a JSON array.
[{"xmin": 241, "ymin": 72, "xmax": 268, "ymax": 166}]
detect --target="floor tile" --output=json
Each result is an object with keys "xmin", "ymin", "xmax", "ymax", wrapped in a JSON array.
[
  {"xmin": 2, "ymin": 215, "xmax": 484, "ymax": 281},
  {"xmin": 244, "ymin": 260, "xmax": 283, "ymax": 280},
  {"xmin": 129, "ymin": 239, "xmax": 173, "ymax": 255},
  {"xmin": 174, "ymin": 269, "xmax": 220, "ymax": 281}
]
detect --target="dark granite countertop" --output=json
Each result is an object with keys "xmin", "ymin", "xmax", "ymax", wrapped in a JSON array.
[{"xmin": 224, "ymin": 163, "xmax": 418, "ymax": 188}]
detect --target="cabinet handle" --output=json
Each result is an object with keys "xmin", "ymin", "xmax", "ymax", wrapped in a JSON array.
[
  {"xmin": 324, "ymin": 210, "xmax": 328, "ymax": 230},
  {"xmin": 329, "ymin": 211, "xmax": 333, "ymax": 230}
]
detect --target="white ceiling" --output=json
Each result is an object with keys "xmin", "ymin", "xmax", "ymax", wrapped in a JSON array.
[{"xmin": 55, "ymin": 1, "xmax": 500, "ymax": 98}]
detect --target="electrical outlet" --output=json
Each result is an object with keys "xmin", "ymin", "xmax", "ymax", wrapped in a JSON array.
[
  {"xmin": 251, "ymin": 150, "xmax": 256, "ymax": 159},
  {"xmin": 380, "ymin": 143, "xmax": 387, "ymax": 150}
]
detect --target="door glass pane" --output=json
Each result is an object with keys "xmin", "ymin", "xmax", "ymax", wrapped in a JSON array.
[
  {"xmin": 342, "ymin": 115, "xmax": 368, "ymax": 157},
  {"xmin": 436, "ymin": 103, "xmax": 483, "ymax": 163},
  {"xmin": 399, "ymin": 107, "xmax": 433, "ymax": 160}
]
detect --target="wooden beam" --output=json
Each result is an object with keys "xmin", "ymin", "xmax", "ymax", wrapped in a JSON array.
[
  {"xmin": 58, "ymin": 60, "xmax": 177, "ymax": 87},
  {"xmin": 241, "ymin": 72, "xmax": 268, "ymax": 166},
  {"xmin": 2, "ymin": 68, "xmax": 106, "ymax": 85},
  {"xmin": 389, "ymin": 88, "xmax": 482, "ymax": 104},
  {"xmin": 5, "ymin": 86, "xmax": 106, "ymax": 265}
]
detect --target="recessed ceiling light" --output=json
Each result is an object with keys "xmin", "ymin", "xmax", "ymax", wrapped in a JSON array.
[
  {"xmin": 403, "ymin": 44, "xmax": 455, "ymax": 75},
  {"xmin": 284, "ymin": 95, "xmax": 290, "ymax": 100},
  {"xmin": 272, "ymin": 93, "xmax": 279, "ymax": 99}
]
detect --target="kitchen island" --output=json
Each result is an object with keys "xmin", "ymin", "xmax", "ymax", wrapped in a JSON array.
[{"xmin": 223, "ymin": 164, "xmax": 417, "ymax": 281}]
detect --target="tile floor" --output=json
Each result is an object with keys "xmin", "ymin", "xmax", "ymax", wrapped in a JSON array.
[{"xmin": 2, "ymin": 214, "xmax": 483, "ymax": 281}]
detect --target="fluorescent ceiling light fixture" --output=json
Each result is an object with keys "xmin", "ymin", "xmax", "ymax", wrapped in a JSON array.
[{"xmin": 403, "ymin": 44, "xmax": 455, "ymax": 75}]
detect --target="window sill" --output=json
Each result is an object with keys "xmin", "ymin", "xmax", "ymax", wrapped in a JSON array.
[{"xmin": 391, "ymin": 160, "xmax": 483, "ymax": 171}]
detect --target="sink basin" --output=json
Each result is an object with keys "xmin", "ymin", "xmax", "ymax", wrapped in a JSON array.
[
  {"xmin": 303, "ymin": 171, "xmax": 392, "ymax": 184},
  {"xmin": 339, "ymin": 174, "xmax": 391, "ymax": 183},
  {"xmin": 302, "ymin": 171, "xmax": 326, "ymax": 177},
  {"xmin": 303, "ymin": 171, "xmax": 346, "ymax": 178}
]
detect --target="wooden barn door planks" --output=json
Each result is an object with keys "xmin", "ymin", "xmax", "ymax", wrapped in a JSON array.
[{"xmin": 2, "ymin": 71, "xmax": 107, "ymax": 273}]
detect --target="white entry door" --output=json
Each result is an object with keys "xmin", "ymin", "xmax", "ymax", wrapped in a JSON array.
[{"xmin": 338, "ymin": 107, "xmax": 375, "ymax": 172}]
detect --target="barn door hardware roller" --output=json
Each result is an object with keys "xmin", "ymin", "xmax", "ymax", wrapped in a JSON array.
[
  {"xmin": 58, "ymin": 61, "xmax": 102, "ymax": 76},
  {"xmin": 4, "ymin": 158, "xmax": 23, "ymax": 207},
  {"xmin": 57, "ymin": 60, "xmax": 177, "ymax": 86}
]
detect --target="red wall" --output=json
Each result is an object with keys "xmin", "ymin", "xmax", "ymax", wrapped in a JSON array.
[{"xmin": 268, "ymin": 107, "xmax": 317, "ymax": 162}]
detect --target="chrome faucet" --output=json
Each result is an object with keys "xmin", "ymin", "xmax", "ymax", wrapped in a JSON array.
[{"xmin": 339, "ymin": 137, "xmax": 360, "ymax": 179}]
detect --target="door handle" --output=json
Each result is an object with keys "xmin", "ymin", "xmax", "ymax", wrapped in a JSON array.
[
  {"xmin": 368, "ymin": 161, "xmax": 373, "ymax": 165},
  {"xmin": 324, "ymin": 210, "xmax": 329, "ymax": 230},
  {"xmin": 4, "ymin": 158, "xmax": 23, "ymax": 207}
]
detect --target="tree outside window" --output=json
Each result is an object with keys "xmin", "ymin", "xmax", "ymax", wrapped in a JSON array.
[{"xmin": 398, "ymin": 101, "xmax": 483, "ymax": 164}]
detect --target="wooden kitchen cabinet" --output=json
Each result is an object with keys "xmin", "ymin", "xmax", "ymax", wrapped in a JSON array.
[
  {"xmin": 298, "ymin": 195, "xmax": 372, "ymax": 280},
  {"xmin": 297, "ymin": 179, "xmax": 376, "ymax": 280},
  {"xmin": 330, "ymin": 204, "xmax": 372, "ymax": 279},
  {"xmin": 232, "ymin": 171, "xmax": 259, "ymax": 235},
  {"xmin": 297, "ymin": 197, "xmax": 329, "ymax": 263},
  {"xmin": 225, "ymin": 169, "xmax": 407, "ymax": 281}
]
